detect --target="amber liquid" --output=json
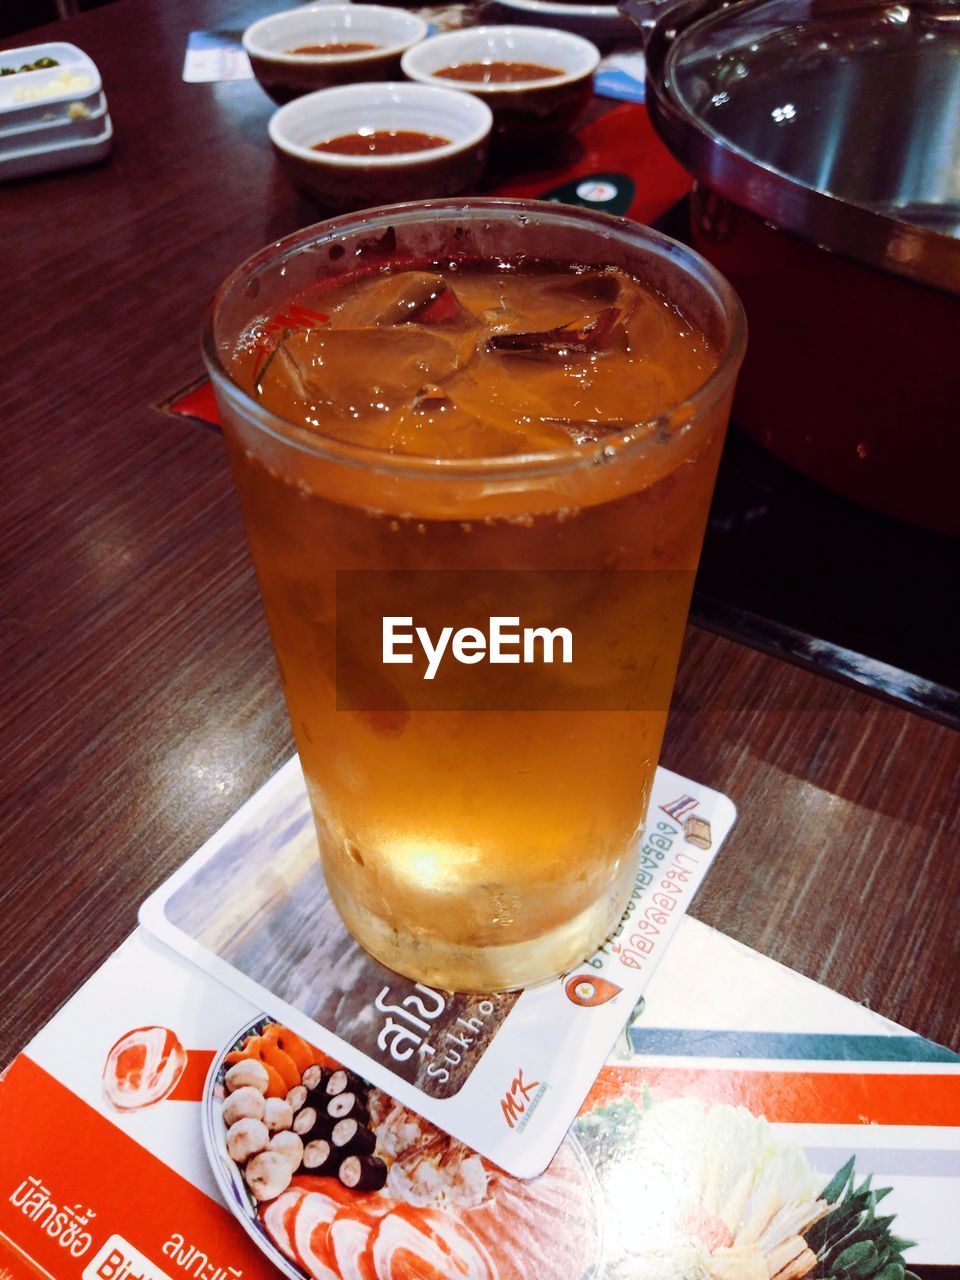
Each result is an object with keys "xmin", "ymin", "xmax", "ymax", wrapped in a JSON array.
[
  {"xmin": 433, "ymin": 60, "xmax": 564, "ymax": 84},
  {"xmin": 289, "ymin": 42, "xmax": 381, "ymax": 54},
  {"xmin": 312, "ymin": 130, "xmax": 451, "ymax": 156},
  {"xmin": 223, "ymin": 263, "xmax": 726, "ymax": 989}
]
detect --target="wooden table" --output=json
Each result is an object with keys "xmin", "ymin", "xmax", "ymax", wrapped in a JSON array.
[{"xmin": 1, "ymin": 0, "xmax": 957, "ymax": 1078}]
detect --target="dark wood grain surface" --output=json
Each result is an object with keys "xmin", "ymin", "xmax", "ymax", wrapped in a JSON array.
[{"xmin": 1, "ymin": 0, "xmax": 957, "ymax": 1080}]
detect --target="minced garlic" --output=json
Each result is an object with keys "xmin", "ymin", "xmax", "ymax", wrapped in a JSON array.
[{"xmin": 13, "ymin": 70, "xmax": 93, "ymax": 102}]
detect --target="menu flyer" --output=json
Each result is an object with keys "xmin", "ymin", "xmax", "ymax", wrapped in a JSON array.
[
  {"xmin": 1, "ymin": 912, "xmax": 958, "ymax": 1280},
  {"xmin": 136, "ymin": 757, "xmax": 737, "ymax": 1180}
]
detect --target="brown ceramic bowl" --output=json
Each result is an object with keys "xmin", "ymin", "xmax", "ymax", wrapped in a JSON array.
[
  {"xmin": 401, "ymin": 25, "xmax": 599, "ymax": 149},
  {"xmin": 243, "ymin": 4, "xmax": 428, "ymax": 104},
  {"xmin": 268, "ymin": 81, "xmax": 493, "ymax": 210}
]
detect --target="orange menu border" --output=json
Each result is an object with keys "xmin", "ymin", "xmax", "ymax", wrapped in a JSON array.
[{"xmin": 0, "ymin": 1055, "xmax": 275, "ymax": 1280}]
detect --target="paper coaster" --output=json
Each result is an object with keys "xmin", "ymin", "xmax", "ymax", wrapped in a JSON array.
[
  {"xmin": 182, "ymin": 30, "xmax": 253, "ymax": 83},
  {"xmin": 139, "ymin": 756, "xmax": 735, "ymax": 1176}
]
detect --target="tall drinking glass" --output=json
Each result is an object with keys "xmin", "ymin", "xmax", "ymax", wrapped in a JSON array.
[{"xmin": 204, "ymin": 199, "xmax": 745, "ymax": 991}]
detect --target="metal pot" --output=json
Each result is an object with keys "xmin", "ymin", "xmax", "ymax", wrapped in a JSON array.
[{"xmin": 637, "ymin": 0, "xmax": 960, "ymax": 535}]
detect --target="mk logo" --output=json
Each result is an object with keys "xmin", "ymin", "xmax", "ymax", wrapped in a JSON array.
[{"xmin": 500, "ymin": 1069, "xmax": 541, "ymax": 1128}]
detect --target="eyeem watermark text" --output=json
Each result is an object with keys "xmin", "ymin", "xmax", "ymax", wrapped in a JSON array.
[
  {"xmin": 335, "ymin": 569, "xmax": 693, "ymax": 711},
  {"xmin": 383, "ymin": 615, "xmax": 573, "ymax": 681}
]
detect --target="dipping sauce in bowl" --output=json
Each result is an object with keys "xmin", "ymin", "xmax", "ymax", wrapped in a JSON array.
[
  {"xmin": 312, "ymin": 128, "xmax": 450, "ymax": 154},
  {"xmin": 289, "ymin": 42, "xmax": 382, "ymax": 54},
  {"xmin": 402, "ymin": 27, "xmax": 599, "ymax": 147},
  {"xmin": 244, "ymin": 5, "xmax": 427, "ymax": 102},
  {"xmin": 269, "ymin": 81, "xmax": 492, "ymax": 209},
  {"xmin": 433, "ymin": 60, "xmax": 564, "ymax": 83}
]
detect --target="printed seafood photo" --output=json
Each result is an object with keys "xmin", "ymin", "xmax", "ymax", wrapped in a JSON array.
[
  {"xmin": 206, "ymin": 1014, "xmax": 945, "ymax": 1280},
  {"xmin": 204, "ymin": 1015, "xmax": 604, "ymax": 1280},
  {"xmin": 574, "ymin": 1087, "xmax": 923, "ymax": 1280}
]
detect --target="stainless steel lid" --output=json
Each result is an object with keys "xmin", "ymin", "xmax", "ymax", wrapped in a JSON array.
[{"xmin": 640, "ymin": 0, "xmax": 960, "ymax": 293}]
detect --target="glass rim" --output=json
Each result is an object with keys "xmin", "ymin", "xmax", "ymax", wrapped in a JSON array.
[{"xmin": 202, "ymin": 197, "xmax": 747, "ymax": 482}]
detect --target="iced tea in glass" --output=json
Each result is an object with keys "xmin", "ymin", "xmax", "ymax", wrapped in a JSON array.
[{"xmin": 204, "ymin": 200, "xmax": 745, "ymax": 991}]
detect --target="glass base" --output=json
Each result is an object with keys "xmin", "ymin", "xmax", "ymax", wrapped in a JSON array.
[{"xmin": 325, "ymin": 851, "xmax": 638, "ymax": 992}]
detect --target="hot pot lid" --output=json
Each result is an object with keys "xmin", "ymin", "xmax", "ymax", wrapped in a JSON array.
[{"xmin": 643, "ymin": 0, "xmax": 960, "ymax": 293}]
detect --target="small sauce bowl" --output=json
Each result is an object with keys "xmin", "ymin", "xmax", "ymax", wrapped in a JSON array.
[
  {"xmin": 244, "ymin": 5, "xmax": 428, "ymax": 104},
  {"xmin": 268, "ymin": 81, "xmax": 493, "ymax": 210},
  {"xmin": 401, "ymin": 26, "xmax": 599, "ymax": 148}
]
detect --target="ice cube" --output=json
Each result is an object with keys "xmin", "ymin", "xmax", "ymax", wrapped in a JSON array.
[
  {"xmin": 459, "ymin": 269, "xmax": 639, "ymax": 338},
  {"xmin": 623, "ymin": 289, "xmax": 680, "ymax": 360},
  {"xmin": 386, "ymin": 391, "xmax": 534, "ymax": 458},
  {"xmin": 432, "ymin": 366, "xmax": 606, "ymax": 455},
  {"xmin": 254, "ymin": 325, "xmax": 473, "ymax": 422},
  {"xmin": 254, "ymin": 336, "xmax": 311, "ymax": 401},
  {"xmin": 536, "ymin": 268, "xmax": 631, "ymax": 309},
  {"xmin": 456, "ymin": 321, "xmax": 675, "ymax": 439},
  {"xmin": 486, "ymin": 307, "xmax": 622, "ymax": 358},
  {"xmin": 331, "ymin": 271, "xmax": 468, "ymax": 328},
  {"xmin": 404, "ymin": 283, "xmax": 465, "ymax": 326}
]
